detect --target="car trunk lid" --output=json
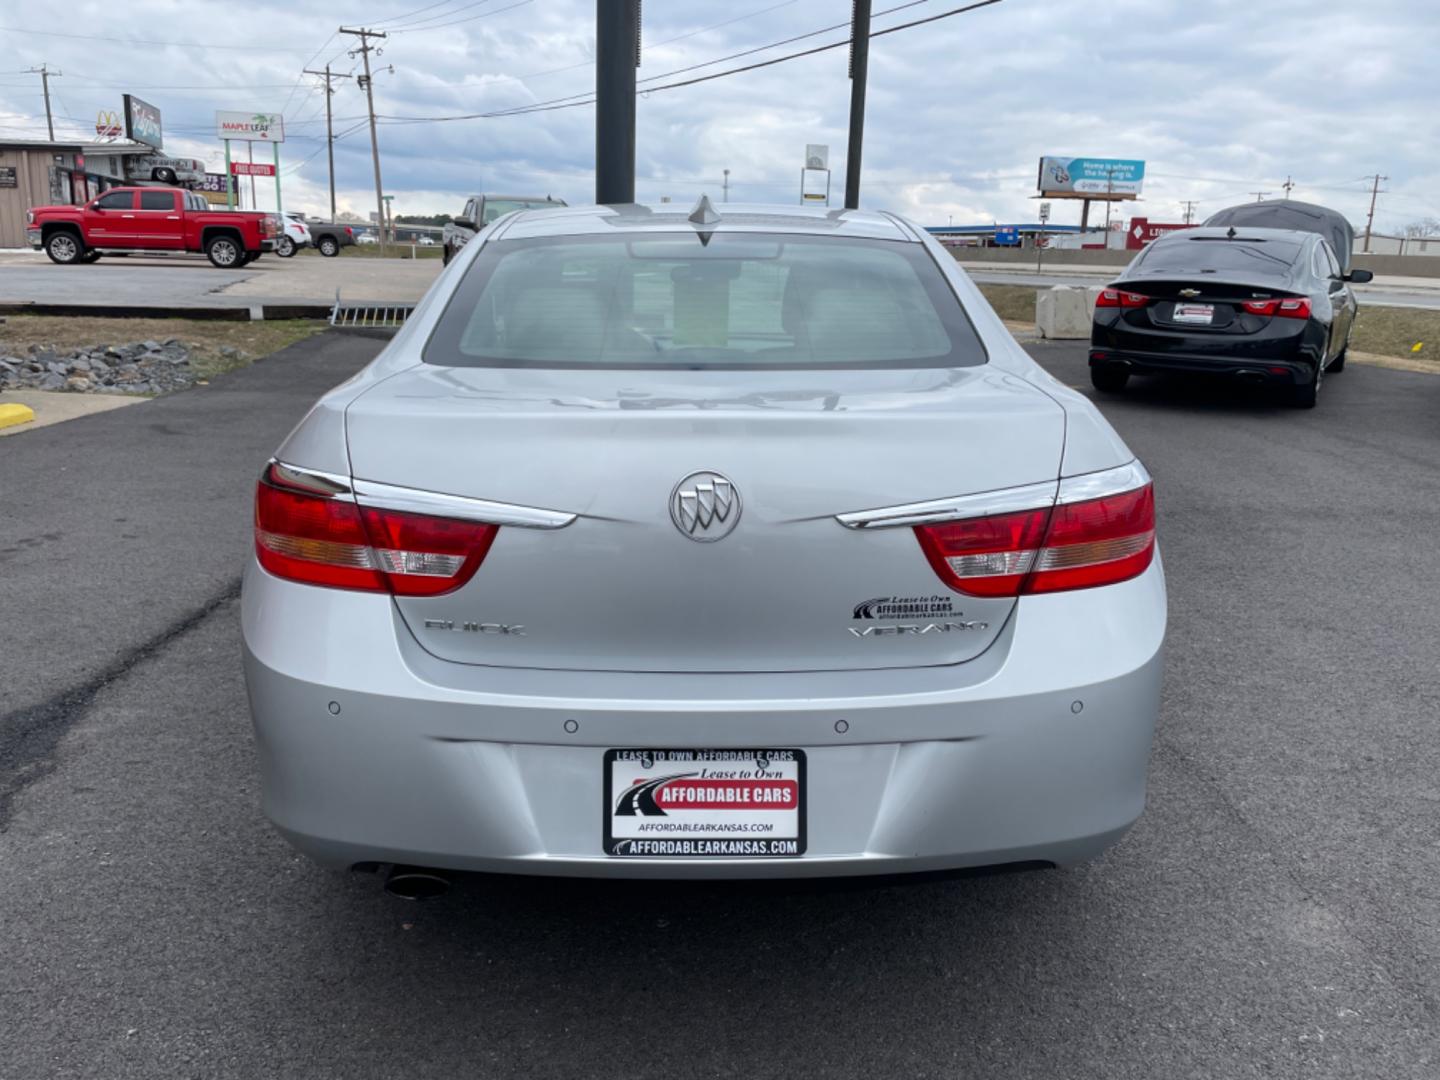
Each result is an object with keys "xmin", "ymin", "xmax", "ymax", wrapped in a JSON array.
[{"xmin": 345, "ymin": 363, "xmax": 1065, "ymax": 673}]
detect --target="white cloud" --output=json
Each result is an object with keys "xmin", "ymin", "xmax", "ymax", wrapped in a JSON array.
[{"xmin": 1, "ymin": 0, "xmax": 1435, "ymax": 231}]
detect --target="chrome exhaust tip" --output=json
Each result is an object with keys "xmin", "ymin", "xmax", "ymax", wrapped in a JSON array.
[{"xmin": 383, "ymin": 865, "xmax": 451, "ymax": 900}]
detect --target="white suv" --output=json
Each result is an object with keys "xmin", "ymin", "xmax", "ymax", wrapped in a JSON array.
[{"xmin": 277, "ymin": 213, "xmax": 312, "ymax": 258}]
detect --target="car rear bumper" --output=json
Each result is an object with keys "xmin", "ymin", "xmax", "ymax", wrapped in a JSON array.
[
  {"xmin": 241, "ymin": 556, "xmax": 1166, "ymax": 879},
  {"xmin": 1089, "ymin": 346, "xmax": 1313, "ymax": 384}
]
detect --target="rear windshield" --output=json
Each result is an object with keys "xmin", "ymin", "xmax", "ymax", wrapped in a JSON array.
[
  {"xmin": 1136, "ymin": 236, "xmax": 1304, "ymax": 276},
  {"xmin": 482, "ymin": 199, "xmax": 556, "ymax": 224},
  {"xmin": 425, "ymin": 233, "xmax": 985, "ymax": 370}
]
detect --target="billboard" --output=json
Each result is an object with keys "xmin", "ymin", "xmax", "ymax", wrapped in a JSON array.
[
  {"xmin": 216, "ymin": 111, "xmax": 285, "ymax": 143},
  {"xmin": 124, "ymin": 94, "xmax": 163, "ymax": 149},
  {"xmin": 1038, "ymin": 157, "xmax": 1144, "ymax": 197}
]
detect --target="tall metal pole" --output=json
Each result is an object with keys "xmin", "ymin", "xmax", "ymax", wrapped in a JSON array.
[
  {"xmin": 341, "ymin": 26, "xmax": 389, "ymax": 254},
  {"xmin": 305, "ymin": 64, "xmax": 353, "ymax": 222},
  {"xmin": 595, "ymin": 0, "xmax": 640, "ymax": 205},
  {"xmin": 844, "ymin": 0, "xmax": 872, "ymax": 210},
  {"xmin": 1363, "ymin": 173, "xmax": 1387, "ymax": 254},
  {"xmin": 28, "ymin": 65, "xmax": 59, "ymax": 141}
]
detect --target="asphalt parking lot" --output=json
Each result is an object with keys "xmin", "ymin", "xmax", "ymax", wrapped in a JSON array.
[{"xmin": 2, "ymin": 334, "xmax": 1438, "ymax": 1078}]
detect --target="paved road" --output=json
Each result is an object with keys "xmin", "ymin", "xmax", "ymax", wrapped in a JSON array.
[
  {"xmin": 2, "ymin": 336, "xmax": 1438, "ymax": 1078},
  {"xmin": 0, "ymin": 250, "xmax": 441, "ymax": 309},
  {"xmin": 965, "ymin": 266, "xmax": 1440, "ymax": 310}
]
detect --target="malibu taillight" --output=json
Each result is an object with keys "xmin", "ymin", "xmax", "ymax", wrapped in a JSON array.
[{"xmin": 1096, "ymin": 289, "xmax": 1148, "ymax": 309}]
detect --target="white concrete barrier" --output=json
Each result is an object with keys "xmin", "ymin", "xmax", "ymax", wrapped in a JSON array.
[{"xmin": 1036, "ymin": 285, "xmax": 1103, "ymax": 340}]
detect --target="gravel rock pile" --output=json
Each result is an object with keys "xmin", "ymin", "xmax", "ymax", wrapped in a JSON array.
[{"xmin": 0, "ymin": 340, "xmax": 208, "ymax": 395}]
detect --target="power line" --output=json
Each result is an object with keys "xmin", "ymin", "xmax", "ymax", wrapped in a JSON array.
[
  {"xmin": 387, "ymin": 0, "xmax": 533, "ymax": 34},
  {"xmin": 379, "ymin": 0, "xmax": 503, "ymax": 31},
  {"xmin": 378, "ymin": 0, "xmax": 998, "ymax": 124},
  {"xmin": 369, "ymin": 0, "xmax": 463, "ymax": 26},
  {"xmin": 0, "ymin": 25, "xmax": 315, "ymax": 51},
  {"xmin": 515, "ymin": 0, "xmax": 806, "ymax": 81}
]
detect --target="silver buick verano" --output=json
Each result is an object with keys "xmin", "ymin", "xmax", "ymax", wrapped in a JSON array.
[{"xmin": 242, "ymin": 201, "xmax": 1165, "ymax": 881}]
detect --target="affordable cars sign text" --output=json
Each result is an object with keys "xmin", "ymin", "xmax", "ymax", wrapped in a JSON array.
[{"xmin": 215, "ymin": 111, "xmax": 286, "ymax": 143}]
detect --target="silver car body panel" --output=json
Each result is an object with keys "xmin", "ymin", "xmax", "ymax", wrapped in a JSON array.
[{"xmin": 245, "ymin": 202, "xmax": 1165, "ymax": 878}]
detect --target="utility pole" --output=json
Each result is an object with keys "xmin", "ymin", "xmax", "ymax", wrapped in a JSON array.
[
  {"xmin": 26, "ymin": 64, "xmax": 60, "ymax": 141},
  {"xmin": 1362, "ymin": 172, "xmax": 1388, "ymax": 253},
  {"xmin": 722, "ymin": 168, "xmax": 730, "ymax": 202},
  {"xmin": 1181, "ymin": 200, "xmax": 1198, "ymax": 225},
  {"xmin": 1282, "ymin": 176, "xmax": 1295, "ymax": 198},
  {"xmin": 595, "ymin": 0, "xmax": 640, "ymax": 205},
  {"xmin": 304, "ymin": 63, "xmax": 354, "ymax": 223},
  {"xmin": 1250, "ymin": 191, "xmax": 1270, "ymax": 202},
  {"xmin": 340, "ymin": 26, "xmax": 389, "ymax": 254},
  {"xmin": 844, "ymin": 0, "xmax": 872, "ymax": 210}
]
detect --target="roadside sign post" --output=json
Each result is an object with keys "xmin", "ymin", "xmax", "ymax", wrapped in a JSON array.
[
  {"xmin": 1037, "ymin": 201, "xmax": 1051, "ymax": 272},
  {"xmin": 800, "ymin": 144, "xmax": 831, "ymax": 207},
  {"xmin": 223, "ymin": 140, "xmax": 233, "ymax": 210},
  {"xmin": 215, "ymin": 111, "xmax": 286, "ymax": 217}
]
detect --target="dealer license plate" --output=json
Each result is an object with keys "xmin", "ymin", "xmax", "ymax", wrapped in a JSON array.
[
  {"xmin": 1172, "ymin": 303, "xmax": 1215, "ymax": 325},
  {"xmin": 604, "ymin": 748, "xmax": 806, "ymax": 858}
]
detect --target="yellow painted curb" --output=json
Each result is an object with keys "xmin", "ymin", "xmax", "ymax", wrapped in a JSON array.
[{"xmin": 0, "ymin": 403, "xmax": 36, "ymax": 430}]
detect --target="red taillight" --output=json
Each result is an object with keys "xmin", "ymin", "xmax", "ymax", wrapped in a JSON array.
[
  {"xmin": 254, "ymin": 465, "xmax": 497, "ymax": 595},
  {"xmin": 345, "ymin": 226, "xmax": 353, "ymax": 236},
  {"xmin": 1097, "ymin": 289, "xmax": 1148, "ymax": 309},
  {"xmin": 915, "ymin": 483, "xmax": 1155, "ymax": 597},
  {"xmin": 1241, "ymin": 297, "xmax": 1311, "ymax": 319}
]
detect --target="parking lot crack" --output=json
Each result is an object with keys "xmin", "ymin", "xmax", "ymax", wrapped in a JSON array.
[{"xmin": 0, "ymin": 578, "xmax": 241, "ymax": 829}]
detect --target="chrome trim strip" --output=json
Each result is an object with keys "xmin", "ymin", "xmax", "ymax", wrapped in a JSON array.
[
  {"xmin": 1056, "ymin": 460, "xmax": 1150, "ymax": 505},
  {"xmin": 835, "ymin": 480, "xmax": 1058, "ymax": 530},
  {"xmin": 351, "ymin": 479, "xmax": 576, "ymax": 530},
  {"xmin": 268, "ymin": 460, "xmax": 352, "ymax": 497}
]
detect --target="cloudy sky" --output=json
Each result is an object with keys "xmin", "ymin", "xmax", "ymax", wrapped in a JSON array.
[{"xmin": 1, "ymin": 0, "xmax": 1436, "ymax": 233}]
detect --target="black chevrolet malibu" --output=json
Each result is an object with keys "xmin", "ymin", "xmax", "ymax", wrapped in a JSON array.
[{"xmin": 1089, "ymin": 226, "xmax": 1373, "ymax": 408}]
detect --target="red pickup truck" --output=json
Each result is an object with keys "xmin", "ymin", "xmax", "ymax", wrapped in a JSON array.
[{"xmin": 26, "ymin": 186, "xmax": 280, "ymax": 268}]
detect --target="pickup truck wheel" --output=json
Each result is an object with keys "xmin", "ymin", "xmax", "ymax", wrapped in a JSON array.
[
  {"xmin": 206, "ymin": 235, "xmax": 242, "ymax": 268},
  {"xmin": 45, "ymin": 231, "xmax": 84, "ymax": 265},
  {"xmin": 276, "ymin": 236, "xmax": 296, "ymax": 258},
  {"xmin": 317, "ymin": 236, "xmax": 340, "ymax": 257}
]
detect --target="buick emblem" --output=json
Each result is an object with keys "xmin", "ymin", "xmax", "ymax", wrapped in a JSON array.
[{"xmin": 669, "ymin": 471, "xmax": 741, "ymax": 542}]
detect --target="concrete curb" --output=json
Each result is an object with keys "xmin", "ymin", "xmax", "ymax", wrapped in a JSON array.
[{"xmin": 0, "ymin": 302, "xmax": 334, "ymax": 321}]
